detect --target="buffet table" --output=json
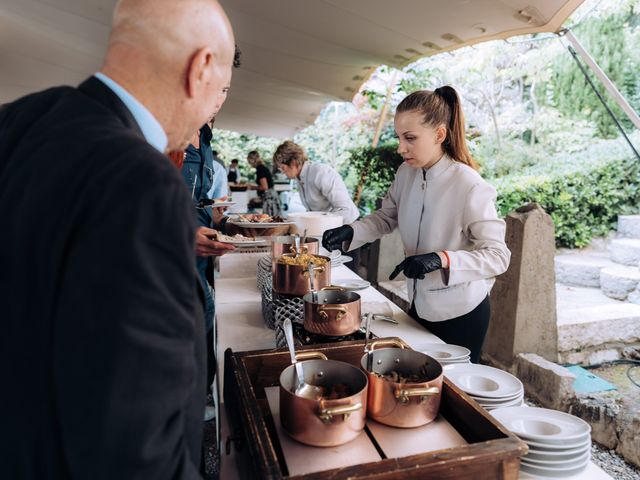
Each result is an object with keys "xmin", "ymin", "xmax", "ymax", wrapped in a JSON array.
[{"xmin": 215, "ymin": 252, "xmax": 612, "ymax": 480}]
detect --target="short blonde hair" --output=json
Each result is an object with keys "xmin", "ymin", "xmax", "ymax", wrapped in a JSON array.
[{"xmin": 273, "ymin": 140, "xmax": 307, "ymax": 167}]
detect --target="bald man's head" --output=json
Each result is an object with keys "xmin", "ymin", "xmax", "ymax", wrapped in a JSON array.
[{"xmin": 102, "ymin": 0, "xmax": 235, "ymax": 150}]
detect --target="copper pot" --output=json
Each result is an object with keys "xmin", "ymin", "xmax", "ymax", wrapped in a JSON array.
[
  {"xmin": 280, "ymin": 352, "xmax": 368, "ymax": 447},
  {"xmin": 272, "ymin": 254, "xmax": 330, "ymax": 296},
  {"xmin": 302, "ymin": 287, "xmax": 361, "ymax": 336},
  {"xmin": 360, "ymin": 339, "xmax": 443, "ymax": 428},
  {"xmin": 271, "ymin": 236, "xmax": 319, "ymax": 258}
]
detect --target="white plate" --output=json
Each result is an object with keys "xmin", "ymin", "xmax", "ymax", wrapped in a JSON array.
[
  {"xmin": 414, "ymin": 343, "xmax": 471, "ymax": 361},
  {"xmin": 523, "ymin": 450, "xmax": 590, "ymax": 467},
  {"xmin": 331, "ymin": 280, "xmax": 371, "ymax": 291},
  {"xmin": 443, "ymin": 363, "xmax": 524, "ymax": 399},
  {"xmin": 522, "ymin": 434, "xmax": 591, "ymax": 450},
  {"xmin": 520, "ymin": 462, "xmax": 589, "ymax": 479},
  {"xmin": 471, "ymin": 389, "xmax": 524, "ymax": 402},
  {"xmin": 209, "ymin": 201, "xmax": 236, "ymax": 208},
  {"xmin": 527, "ymin": 444, "xmax": 590, "ymax": 458},
  {"xmin": 218, "ymin": 239, "xmax": 267, "ymax": 247},
  {"xmin": 229, "ymin": 220, "xmax": 296, "ymax": 228},
  {"xmin": 491, "ymin": 407, "xmax": 591, "ymax": 443}
]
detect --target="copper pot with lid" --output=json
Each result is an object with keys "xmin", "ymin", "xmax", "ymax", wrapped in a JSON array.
[
  {"xmin": 272, "ymin": 253, "xmax": 330, "ymax": 296},
  {"xmin": 302, "ymin": 287, "xmax": 361, "ymax": 336},
  {"xmin": 279, "ymin": 352, "xmax": 368, "ymax": 447},
  {"xmin": 360, "ymin": 339, "xmax": 443, "ymax": 428}
]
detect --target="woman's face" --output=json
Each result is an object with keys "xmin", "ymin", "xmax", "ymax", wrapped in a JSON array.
[
  {"xmin": 277, "ymin": 161, "xmax": 301, "ymax": 179},
  {"xmin": 394, "ymin": 110, "xmax": 446, "ymax": 169}
]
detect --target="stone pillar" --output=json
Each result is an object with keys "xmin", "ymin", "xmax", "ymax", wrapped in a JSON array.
[{"xmin": 483, "ymin": 203, "xmax": 558, "ymax": 366}]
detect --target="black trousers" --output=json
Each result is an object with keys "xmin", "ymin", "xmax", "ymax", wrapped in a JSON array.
[{"xmin": 408, "ymin": 296, "xmax": 490, "ymax": 363}]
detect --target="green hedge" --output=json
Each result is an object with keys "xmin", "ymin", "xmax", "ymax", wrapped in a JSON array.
[{"xmin": 348, "ymin": 138, "xmax": 640, "ymax": 248}]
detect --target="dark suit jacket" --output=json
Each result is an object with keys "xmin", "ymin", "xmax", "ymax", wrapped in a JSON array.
[{"xmin": 0, "ymin": 78, "xmax": 205, "ymax": 479}]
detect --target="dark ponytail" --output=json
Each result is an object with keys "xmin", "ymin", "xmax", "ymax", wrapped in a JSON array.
[{"xmin": 397, "ymin": 86, "xmax": 478, "ymax": 171}]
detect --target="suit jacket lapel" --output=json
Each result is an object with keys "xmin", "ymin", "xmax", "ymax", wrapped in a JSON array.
[{"xmin": 78, "ymin": 76, "xmax": 145, "ymax": 140}]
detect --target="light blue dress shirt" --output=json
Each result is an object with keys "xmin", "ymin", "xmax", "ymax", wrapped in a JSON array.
[
  {"xmin": 94, "ymin": 72, "xmax": 168, "ymax": 153},
  {"xmin": 208, "ymin": 160, "xmax": 229, "ymax": 199}
]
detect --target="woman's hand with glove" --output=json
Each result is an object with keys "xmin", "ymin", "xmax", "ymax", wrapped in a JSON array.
[
  {"xmin": 322, "ymin": 225, "xmax": 354, "ymax": 254},
  {"xmin": 389, "ymin": 252, "xmax": 443, "ymax": 280}
]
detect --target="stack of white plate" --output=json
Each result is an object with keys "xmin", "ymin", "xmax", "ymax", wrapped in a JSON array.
[
  {"xmin": 413, "ymin": 343, "xmax": 471, "ymax": 365},
  {"xmin": 443, "ymin": 363, "xmax": 524, "ymax": 410},
  {"xmin": 491, "ymin": 406, "xmax": 591, "ymax": 478}
]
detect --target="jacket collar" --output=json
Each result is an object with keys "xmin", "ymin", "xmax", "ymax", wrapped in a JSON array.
[
  {"xmin": 423, "ymin": 154, "xmax": 454, "ymax": 181},
  {"xmin": 297, "ymin": 160, "xmax": 310, "ymax": 183},
  {"xmin": 77, "ymin": 76, "xmax": 145, "ymax": 140}
]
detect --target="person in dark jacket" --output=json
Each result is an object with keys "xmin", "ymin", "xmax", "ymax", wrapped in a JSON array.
[{"xmin": 0, "ymin": 0, "xmax": 235, "ymax": 478}]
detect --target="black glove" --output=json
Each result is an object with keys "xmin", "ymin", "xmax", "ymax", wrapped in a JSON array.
[
  {"xmin": 389, "ymin": 253, "xmax": 442, "ymax": 280},
  {"xmin": 322, "ymin": 225, "xmax": 354, "ymax": 254}
]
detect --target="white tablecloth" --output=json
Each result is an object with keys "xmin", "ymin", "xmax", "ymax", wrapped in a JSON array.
[{"xmin": 215, "ymin": 253, "xmax": 612, "ymax": 480}]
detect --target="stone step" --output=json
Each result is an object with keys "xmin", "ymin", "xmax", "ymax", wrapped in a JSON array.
[
  {"xmin": 556, "ymin": 284, "xmax": 640, "ymax": 352},
  {"xmin": 608, "ymin": 238, "xmax": 640, "ymax": 266},
  {"xmin": 600, "ymin": 265, "xmax": 640, "ymax": 300},
  {"xmin": 554, "ymin": 251, "xmax": 617, "ymax": 287},
  {"xmin": 617, "ymin": 214, "xmax": 640, "ymax": 238}
]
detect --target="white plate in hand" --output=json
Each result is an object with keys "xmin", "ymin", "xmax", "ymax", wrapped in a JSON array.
[{"xmin": 217, "ymin": 239, "xmax": 267, "ymax": 246}]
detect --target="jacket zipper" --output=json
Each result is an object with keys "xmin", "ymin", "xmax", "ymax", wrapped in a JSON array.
[{"xmin": 412, "ymin": 168, "xmax": 427, "ymax": 300}]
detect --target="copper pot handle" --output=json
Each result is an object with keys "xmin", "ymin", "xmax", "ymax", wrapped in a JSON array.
[
  {"xmin": 317, "ymin": 306, "xmax": 347, "ymax": 321},
  {"xmin": 369, "ymin": 339, "xmax": 408, "ymax": 351},
  {"xmin": 295, "ymin": 351, "xmax": 328, "ymax": 361},
  {"xmin": 395, "ymin": 386, "xmax": 440, "ymax": 404},
  {"xmin": 302, "ymin": 266, "xmax": 325, "ymax": 278},
  {"xmin": 318, "ymin": 402, "xmax": 363, "ymax": 424}
]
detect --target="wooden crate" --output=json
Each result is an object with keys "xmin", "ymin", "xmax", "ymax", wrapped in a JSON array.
[{"xmin": 223, "ymin": 338, "xmax": 528, "ymax": 479}]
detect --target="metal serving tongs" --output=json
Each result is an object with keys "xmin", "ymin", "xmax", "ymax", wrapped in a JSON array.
[
  {"xmin": 307, "ymin": 262, "xmax": 317, "ymax": 303},
  {"xmin": 364, "ymin": 312, "xmax": 373, "ymax": 371},
  {"xmin": 293, "ymin": 234, "xmax": 301, "ymax": 257}
]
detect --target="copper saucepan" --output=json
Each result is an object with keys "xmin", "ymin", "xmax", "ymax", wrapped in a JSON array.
[
  {"xmin": 271, "ymin": 236, "xmax": 319, "ymax": 258},
  {"xmin": 360, "ymin": 339, "xmax": 443, "ymax": 428},
  {"xmin": 272, "ymin": 253, "xmax": 331, "ymax": 296},
  {"xmin": 302, "ymin": 287, "xmax": 361, "ymax": 336},
  {"xmin": 279, "ymin": 352, "xmax": 368, "ymax": 447}
]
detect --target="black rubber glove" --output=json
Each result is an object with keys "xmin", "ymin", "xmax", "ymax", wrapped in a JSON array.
[
  {"xmin": 322, "ymin": 225, "xmax": 354, "ymax": 254},
  {"xmin": 389, "ymin": 252, "xmax": 442, "ymax": 280}
]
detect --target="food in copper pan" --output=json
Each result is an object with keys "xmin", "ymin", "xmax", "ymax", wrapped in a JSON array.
[
  {"xmin": 276, "ymin": 253, "xmax": 327, "ymax": 266},
  {"xmin": 374, "ymin": 364, "xmax": 431, "ymax": 383},
  {"xmin": 312, "ymin": 383, "xmax": 352, "ymax": 400}
]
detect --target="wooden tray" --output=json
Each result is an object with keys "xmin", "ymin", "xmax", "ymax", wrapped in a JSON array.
[{"xmin": 223, "ymin": 338, "xmax": 528, "ymax": 479}]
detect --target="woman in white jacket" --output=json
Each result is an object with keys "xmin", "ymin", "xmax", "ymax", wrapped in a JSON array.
[
  {"xmin": 273, "ymin": 140, "xmax": 359, "ymax": 224},
  {"xmin": 322, "ymin": 86, "xmax": 510, "ymax": 362}
]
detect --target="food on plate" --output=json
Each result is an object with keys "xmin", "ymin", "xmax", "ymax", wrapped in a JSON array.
[
  {"xmin": 276, "ymin": 253, "xmax": 327, "ymax": 266},
  {"xmin": 374, "ymin": 364, "xmax": 431, "ymax": 383},
  {"xmin": 212, "ymin": 231, "xmax": 256, "ymax": 243},
  {"xmin": 234, "ymin": 214, "xmax": 287, "ymax": 223}
]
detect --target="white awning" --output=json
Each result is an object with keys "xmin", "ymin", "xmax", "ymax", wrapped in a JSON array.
[{"xmin": 0, "ymin": 0, "xmax": 584, "ymax": 138}]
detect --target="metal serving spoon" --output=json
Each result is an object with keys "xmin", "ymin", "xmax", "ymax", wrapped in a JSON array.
[
  {"xmin": 307, "ymin": 262, "xmax": 317, "ymax": 303},
  {"xmin": 283, "ymin": 319, "xmax": 323, "ymax": 400}
]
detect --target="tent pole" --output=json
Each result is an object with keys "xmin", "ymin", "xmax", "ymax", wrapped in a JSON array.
[
  {"xmin": 561, "ymin": 29, "xmax": 640, "ymax": 131},
  {"xmin": 353, "ymin": 70, "xmax": 399, "ymax": 206},
  {"xmin": 372, "ymin": 70, "xmax": 399, "ymax": 148}
]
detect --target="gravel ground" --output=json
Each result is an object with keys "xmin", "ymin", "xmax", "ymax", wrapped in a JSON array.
[{"xmin": 591, "ymin": 442, "xmax": 640, "ymax": 480}]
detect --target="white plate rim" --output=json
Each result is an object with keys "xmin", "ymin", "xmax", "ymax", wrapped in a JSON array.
[
  {"xmin": 218, "ymin": 239, "xmax": 267, "ymax": 246},
  {"xmin": 491, "ymin": 406, "xmax": 591, "ymax": 442},
  {"xmin": 527, "ymin": 443, "xmax": 590, "ymax": 457},
  {"xmin": 522, "ymin": 434, "xmax": 591, "ymax": 450},
  {"xmin": 414, "ymin": 343, "xmax": 471, "ymax": 360},
  {"xmin": 331, "ymin": 279, "xmax": 371, "ymax": 291},
  {"xmin": 519, "ymin": 462, "xmax": 588, "ymax": 479},
  {"xmin": 523, "ymin": 449, "xmax": 590, "ymax": 466},
  {"xmin": 521, "ymin": 456, "xmax": 590, "ymax": 472},
  {"xmin": 228, "ymin": 220, "xmax": 296, "ymax": 228},
  {"xmin": 443, "ymin": 363, "xmax": 524, "ymax": 398}
]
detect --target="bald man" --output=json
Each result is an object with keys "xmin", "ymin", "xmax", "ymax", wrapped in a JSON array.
[{"xmin": 0, "ymin": 0, "xmax": 234, "ymax": 478}]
